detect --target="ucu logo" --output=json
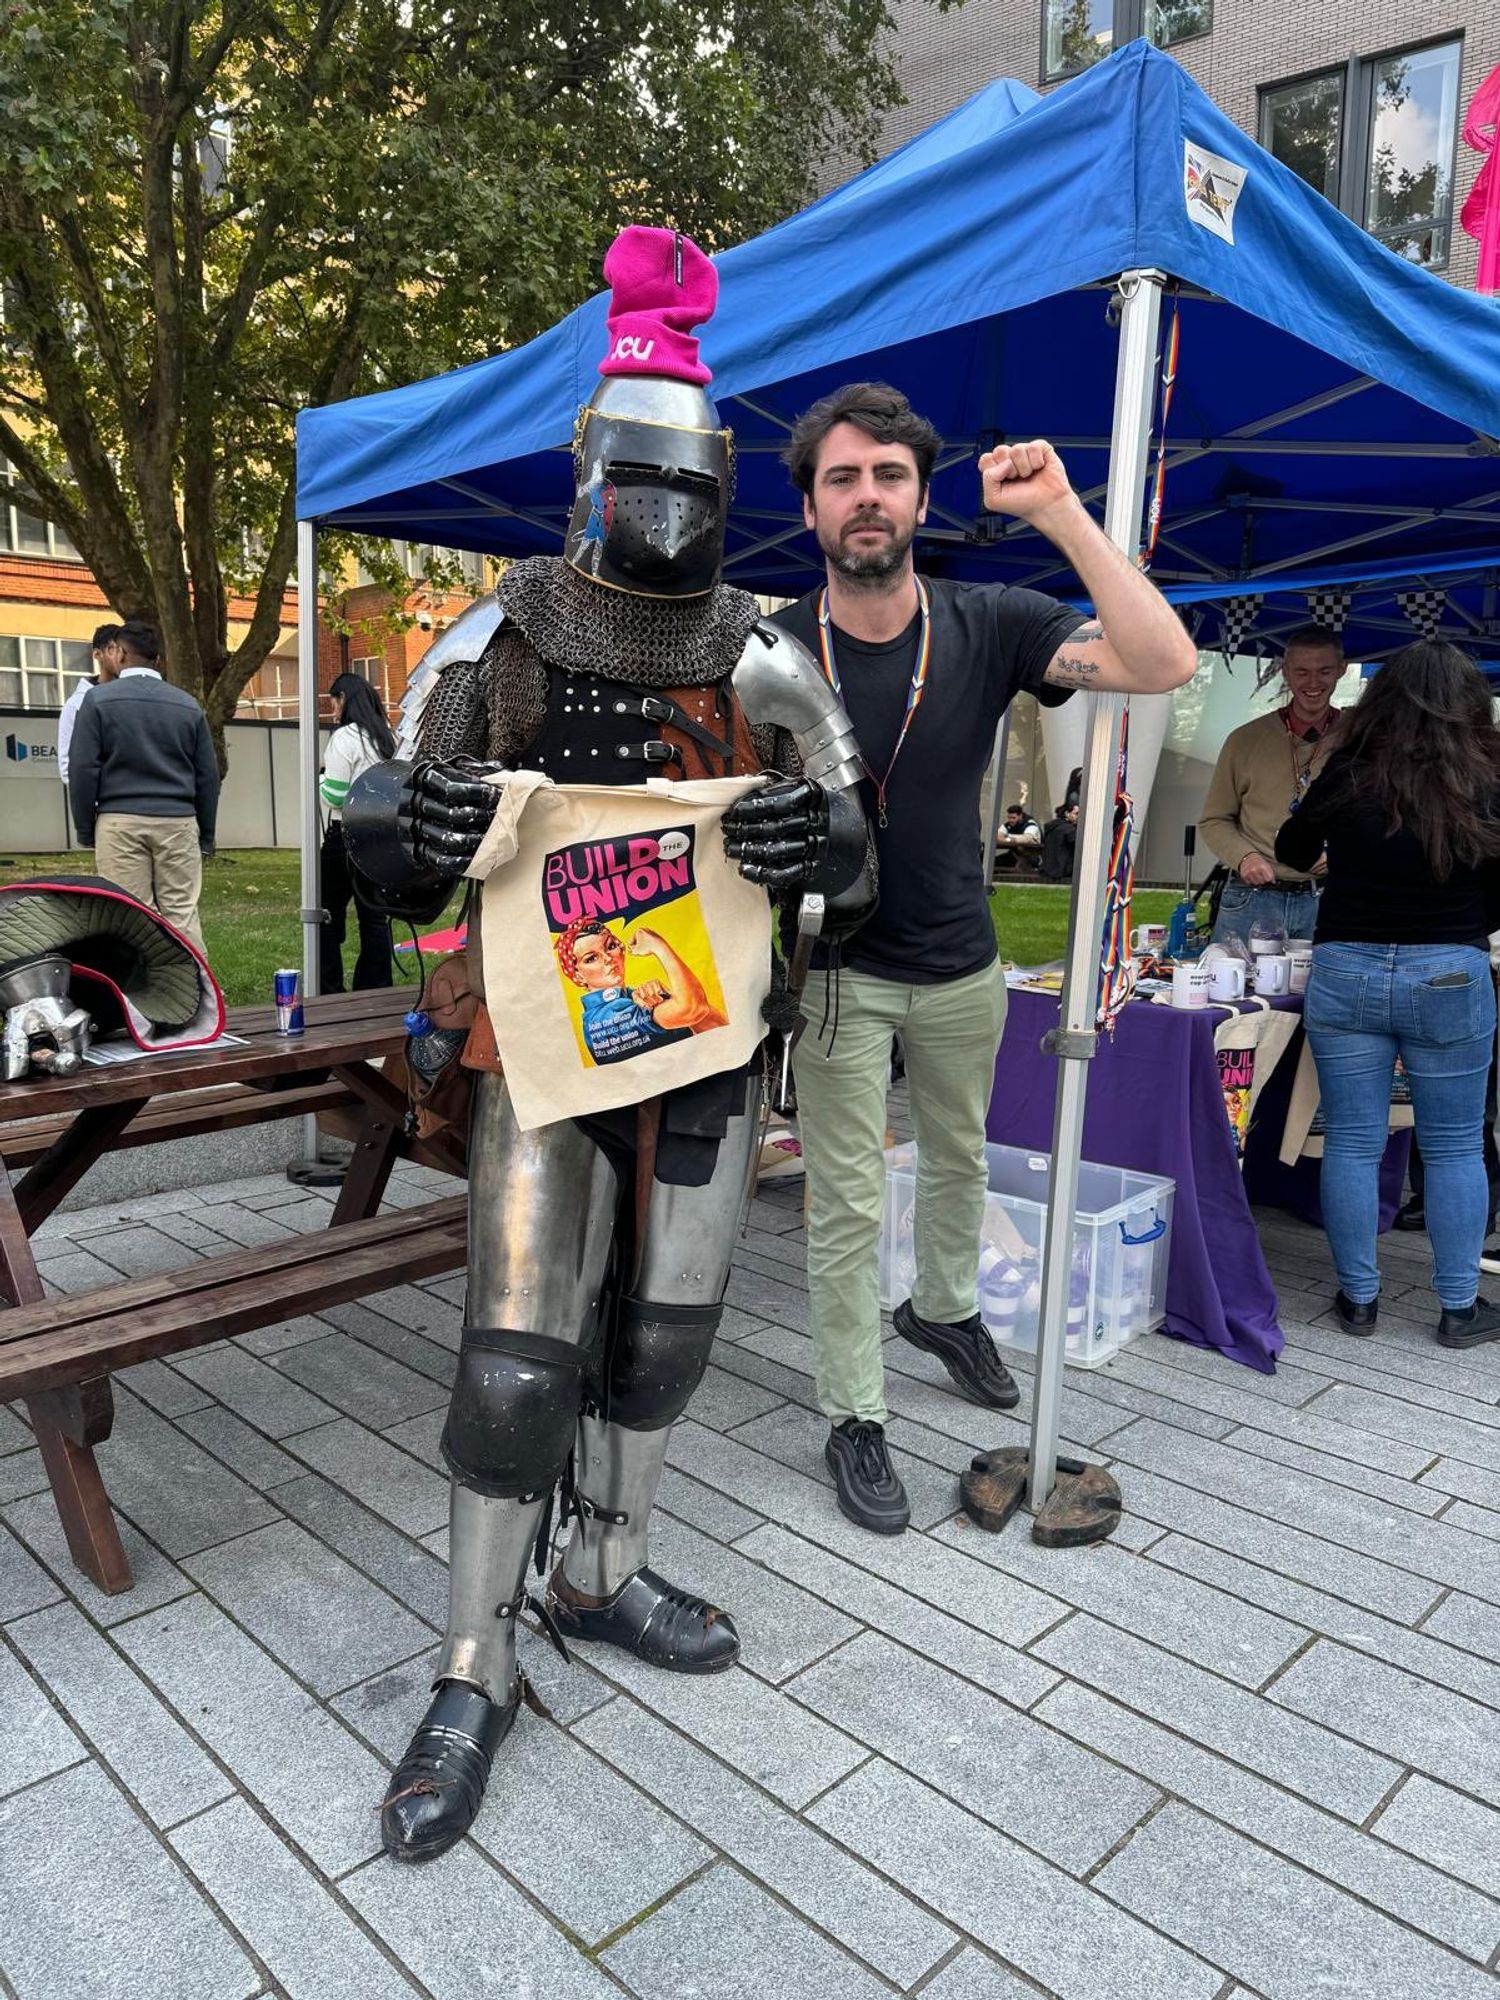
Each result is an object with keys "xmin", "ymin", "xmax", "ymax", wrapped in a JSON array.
[{"xmin": 610, "ymin": 334, "xmax": 656, "ymax": 363}]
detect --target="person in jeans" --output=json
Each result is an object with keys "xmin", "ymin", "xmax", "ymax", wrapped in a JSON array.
[
  {"xmin": 773, "ymin": 383, "xmax": 1198, "ymax": 1532},
  {"xmin": 68, "ymin": 621, "xmax": 219, "ymax": 956},
  {"xmin": 1275, "ymin": 640, "xmax": 1500, "ymax": 1350},
  {"xmin": 319, "ymin": 672, "xmax": 395, "ymax": 991}
]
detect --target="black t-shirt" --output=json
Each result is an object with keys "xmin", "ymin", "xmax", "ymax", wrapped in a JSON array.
[
  {"xmin": 1275, "ymin": 754, "xmax": 1500, "ymax": 947},
  {"xmin": 772, "ymin": 577, "xmax": 1081, "ymax": 983}
]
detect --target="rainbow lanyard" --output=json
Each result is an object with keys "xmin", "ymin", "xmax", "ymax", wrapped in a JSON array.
[{"xmin": 816, "ymin": 577, "xmax": 932, "ymax": 828}]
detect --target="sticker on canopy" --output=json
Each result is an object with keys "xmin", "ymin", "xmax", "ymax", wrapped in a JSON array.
[
  {"xmin": 544, "ymin": 825, "xmax": 730, "ymax": 1068},
  {"xmin": 1184, "ymin": 140, "xmax": 1247, "ymax": 245}
]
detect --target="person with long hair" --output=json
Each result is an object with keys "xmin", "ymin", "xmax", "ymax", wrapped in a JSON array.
[
  {"xmin": 1276, "ymin": 641, "xmax": 1500, "ymax": 1349},
  {"xmin": 319, "ymin": 672, "xmax": 396, "ymax": 990}
]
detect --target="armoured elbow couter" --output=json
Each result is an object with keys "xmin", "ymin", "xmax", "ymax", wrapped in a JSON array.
[{"xmin": 732, "ymin": 623, "xmax": 865, "ymax": 792}]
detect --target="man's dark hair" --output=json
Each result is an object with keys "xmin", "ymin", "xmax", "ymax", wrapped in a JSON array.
[
  {"xmin": 1005, "ymin": 803, "xmax": 1026, "ymax": 818},
  {"xmin": 783, "ymin": 382, "xmax": 941, "ymax": 497},
  {"xmin": 1281, "ymin": 623, "xmax": 1344, "ymax": 660},
  {"xmin": 91, "ymin": 622, "xmax": 121, "ymax": 651},
  {"xmin": 116, "ymin": 620, "xmax": 161, "ymax": 662}
]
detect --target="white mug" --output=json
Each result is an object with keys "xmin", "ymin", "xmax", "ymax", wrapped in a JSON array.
[
  {"xmin": 1253, "ymin": 954, "xmax": 1291, "ymax": 996},
  {"xmin": 1171, "ymin": 961, "xmax": 1211, "ymax": 1009},
  {"xmin": 1131, "ymin": 923, "xmax": 1168, "ymax": 956},
  {"xmin": 1208, "ymin": 959, "xmax": 1246, "ymax": 1002},
  {"xmin": 1290, "ymin": 957, "xmax": 1311, "ymax": 995}
]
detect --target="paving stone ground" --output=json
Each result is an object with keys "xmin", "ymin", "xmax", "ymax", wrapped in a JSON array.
[{"xmin": 4, "ymin": 1156, "xmax": 1500, "ymax": 1998}]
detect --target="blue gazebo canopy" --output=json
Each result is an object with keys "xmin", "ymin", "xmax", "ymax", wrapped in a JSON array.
[{"xmin": 296, "ymin": 40, "xmax": 1500, "ymax": 659}]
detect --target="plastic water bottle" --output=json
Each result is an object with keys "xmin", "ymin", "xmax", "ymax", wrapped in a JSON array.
[
  {"xmin": 978, "ymin": 1247, "xmax": 1027, "ymax": 1346},
  {"xmin": 404, "ymin": 1008, "xmax": 467, "ymax": 1080},
  {"xmin": 1066, "ymin": 1242, "xmax": 1092, "ymax": 1347}
]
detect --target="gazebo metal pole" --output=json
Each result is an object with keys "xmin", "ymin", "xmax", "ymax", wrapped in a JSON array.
[
  {"xmin": 1027, "ymin": 269, "xmax": 1166, "ymax": 1512},
  {"xmin": 980, "ymin": 713, "xmax": 1013, "ymax": 887},
  {"xmin": 295, "ymin": 518, "xmax": 322, "ymax": 1163}
]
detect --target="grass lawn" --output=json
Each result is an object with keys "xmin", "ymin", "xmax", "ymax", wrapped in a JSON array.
[
  {"xmin": 0, "ymin": 849, "xmax": 1185, "ymax": 1006},
  {"xmin": 989, "ymin": 881, "xmax": 1181, "ymax": 967}
]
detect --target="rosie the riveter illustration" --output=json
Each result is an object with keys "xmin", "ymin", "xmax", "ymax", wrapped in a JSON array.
[{"xmin": 554, "ymin": 915, "xmax": 727, "ymax": 1064}]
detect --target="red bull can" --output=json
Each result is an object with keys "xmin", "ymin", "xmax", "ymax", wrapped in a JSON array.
[{"xmin": 273, "ymin": 968, "xmax": 304, "ymax": 1036}]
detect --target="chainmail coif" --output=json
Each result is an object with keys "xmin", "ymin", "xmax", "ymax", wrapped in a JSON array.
[{"xmin": 416, "ymin": 556, "xmax": 777, "ymax": 768}]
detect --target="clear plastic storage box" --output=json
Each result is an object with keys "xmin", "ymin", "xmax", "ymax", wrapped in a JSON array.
[{"xmin": 878, "ymin": 1141, "xmax": 1174, "ymax": 1371}]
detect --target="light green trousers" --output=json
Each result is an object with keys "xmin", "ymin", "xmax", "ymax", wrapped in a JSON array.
[{"xmin": 792, "ymin": 955, "xmax": 1007, "ymax": 1425}]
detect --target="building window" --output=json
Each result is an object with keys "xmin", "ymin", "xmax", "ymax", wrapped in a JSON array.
[
  {"xmin": 1144, "ymin": 0, "xmax": 1211, "ymax": 49},
  {"xmin": 348, "ymin": 654, "xmax": 389, "ymax": 705},
  {"xmin": 0, "ymin": 634, "xmax": 92, "ymax": 710},
  {"xmin": 1042, "ymin": 0, "xmax": 1211, "ymax": 80},
  {"xmin": 1260, "ymin": 37, "xmax": 1462, "ymax": 270},
  {"xmin": 1043, "ymin": 0, "xmax": 1113, "ymax": 80},
  {"xmin": 0, "ymin": 458, "xmax": 81, "ymax": 562}
]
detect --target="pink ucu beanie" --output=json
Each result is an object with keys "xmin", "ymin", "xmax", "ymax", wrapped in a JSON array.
[{"xmin": 598, "ymin": 226, "xmax": 718, "ymax": 386}]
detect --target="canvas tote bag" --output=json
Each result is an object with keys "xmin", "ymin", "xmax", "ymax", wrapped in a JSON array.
[{"xmin": 465, "ymin": 770, "xmax": 771, "ymax": 1130}]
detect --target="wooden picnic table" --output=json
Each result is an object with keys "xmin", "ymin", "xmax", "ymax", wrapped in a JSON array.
[{"xmin": 0, "ymin": 988, "xmax": 468, "ymax": 1594}]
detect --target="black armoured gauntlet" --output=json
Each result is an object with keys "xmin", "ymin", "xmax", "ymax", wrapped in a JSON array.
[{"xmin": 343, "ymin": 758, "xmax": 503, "ymax": 923}]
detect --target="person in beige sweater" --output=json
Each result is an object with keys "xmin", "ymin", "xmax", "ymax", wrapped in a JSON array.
[{"xmin": 1199, "ymin": 625, "xmax": 1344, "ymax": 943}]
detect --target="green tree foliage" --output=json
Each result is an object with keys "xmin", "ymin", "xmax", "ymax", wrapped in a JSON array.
[{"xmin": 0, "ymin": 0, "xmax": 915, "ymax": 741}]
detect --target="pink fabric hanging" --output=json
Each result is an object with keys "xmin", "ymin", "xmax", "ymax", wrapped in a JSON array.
[{"xmin": 1460, "ymin": 59, "xmax": 1500, "ymax": 293}]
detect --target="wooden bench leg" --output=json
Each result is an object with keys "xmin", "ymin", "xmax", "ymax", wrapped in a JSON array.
[
  {"xmin": 2, "ymin": 1168, "xmax": 133, "ymax": 1594},
  {"xmin": 27, "ymin": 1387, "xmax": 133, "ymax": 1594},
  {"xmin": 330, "ymin": 1114, "xmax": 402, "ymax": 1226}
]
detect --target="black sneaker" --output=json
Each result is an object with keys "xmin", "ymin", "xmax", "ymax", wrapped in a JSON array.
[
  {"xmin": 893, "ymin": 1298, "xmax": 1020, "ymax": 1409},
  {"xmin": 824, "ymin": 1420, "xmax": 910, "ymax": 1535},
  {"xmin": 1436, "ymin": 1298, "xmax": 1500, "ymax": 1349},
  {"xmin": 1392, "ymin": 1200, "xmax": 1426, "ymax": 1233},
  {"xmin": 1333, "ymin": 1290, "xmax": 1378, "ymax": 1337}
]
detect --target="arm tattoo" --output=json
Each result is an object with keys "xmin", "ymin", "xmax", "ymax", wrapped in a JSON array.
[
  {"xmin": 1048, "ymin": 652, "xmax": 1104, "ymax": 683},
  {"xmin": 1046, "ymin": 618, "xmax": 1109, "ymax": 684}
]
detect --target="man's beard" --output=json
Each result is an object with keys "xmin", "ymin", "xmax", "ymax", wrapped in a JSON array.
[{"xmin": 821, "ymin": 517, "xmax": 916, "ymax": 588}]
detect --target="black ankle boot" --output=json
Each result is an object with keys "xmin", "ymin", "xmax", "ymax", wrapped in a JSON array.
[
  {"xmin": 1333, "ymin": 1290, "xmax": 1378, "ymax": 1336},
  {"xmin": 380, "ymin": 1679, "xmax": 519, "ymax": 1862},
  {"xmin": 547, "ymin": 1566, "xmax": 739, "ymax": 1673}
]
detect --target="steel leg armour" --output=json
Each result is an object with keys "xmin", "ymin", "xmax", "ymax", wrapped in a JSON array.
[
  {"xmin": 383, "ymin": 1077, "xmax": 615, "ymax": 1863},
  {"xmin": 560, "ymin": 1107, "xmax": 756, "ymax": 1607}
]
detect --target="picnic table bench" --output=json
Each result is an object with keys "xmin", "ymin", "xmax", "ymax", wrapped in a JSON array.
[{"xmin": 0, "ymin": 988, "xmax": 468, "ymax": 1594}]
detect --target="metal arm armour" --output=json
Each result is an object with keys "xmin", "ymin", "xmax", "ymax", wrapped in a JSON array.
[
  {"xmin": 343, "ymin": 599, "xmax": 502, "ymax": 921},
  {"xmin": 730, "ymin": 621, "xmax": 876, "ymax": 920}
]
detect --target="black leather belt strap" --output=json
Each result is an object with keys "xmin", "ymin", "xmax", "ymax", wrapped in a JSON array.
[{"xmin": 613, "ymin": 693, "xmax": 736, "ymax": 766}]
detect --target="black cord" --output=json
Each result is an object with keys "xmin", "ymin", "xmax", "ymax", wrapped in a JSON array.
[{"xmin": 406, "ymin": 919, "xmax": 428, "ymax": 1012}]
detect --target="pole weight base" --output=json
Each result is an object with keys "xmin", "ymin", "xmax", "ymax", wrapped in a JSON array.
[
  {"xmin": 960, "ymin": 1446, "xmax": 1121, "ymax": 1547},
  {"xmin": 287, "ymin": 1157, "xmax": 348, "ymax": 1188}
]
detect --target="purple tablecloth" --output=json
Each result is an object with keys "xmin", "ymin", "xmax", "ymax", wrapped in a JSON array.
[{"xmin": 985, "ymin": 989, "xmax": 1408, "ymax": 1375}]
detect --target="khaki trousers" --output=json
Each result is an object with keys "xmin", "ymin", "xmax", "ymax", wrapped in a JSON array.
[
  {"xmin": 94, "ymin": 814, "xmax": 207, "ymax": 956},
  {"xmin": 792, "ymin": 956, "xmax": 1008, "ymax": 1425}
]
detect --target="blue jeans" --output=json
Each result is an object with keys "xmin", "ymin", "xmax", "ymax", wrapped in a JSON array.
[
  {"xmin": 1305, "ymin": 942, "xmax": 1496, "ymax": 1310},
  {"xmin": 1213, "ymin": 876, "xmax": 1321, "ymax": 947}
]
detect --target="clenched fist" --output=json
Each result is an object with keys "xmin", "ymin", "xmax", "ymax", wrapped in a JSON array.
[{"xmin": 978, "ymin": 439, "xmax": 1078, "ymax": 527}]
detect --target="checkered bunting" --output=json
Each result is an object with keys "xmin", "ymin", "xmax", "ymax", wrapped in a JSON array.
[
  {"xmin": 1217, "ymin": 594, "xmax": 1262, "ymax": 659},
  {"xmin": 1303, "ymin": 588, "xmax": 1352, "ymax": 633},
  {"xmin": 1396, "ymin": 588, "xmax": 1448, "ymax": 639}
]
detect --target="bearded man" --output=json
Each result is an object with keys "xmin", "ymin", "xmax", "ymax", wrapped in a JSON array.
[{"xmin": 769, "ymin": 382, "xmax": 1198, "ymax": 1534}]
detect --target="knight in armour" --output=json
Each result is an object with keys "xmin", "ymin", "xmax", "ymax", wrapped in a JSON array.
[{"xmin": 343, "ymin": 227, "xmax": 875, "ymax": 1860}]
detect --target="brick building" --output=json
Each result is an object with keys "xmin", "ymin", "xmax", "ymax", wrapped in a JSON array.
[{"xmin": 874, "ymin": 0, "xmax": 1495, "ymax": 290}]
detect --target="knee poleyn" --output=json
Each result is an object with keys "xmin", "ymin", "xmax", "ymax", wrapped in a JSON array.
[
  {"xmin": 587, "ymin": 1298, "xmax": 722, "ymax": 1432},
  {"xmin": 442, "ymin": 1326, "xmax": 591, "ymax": 1498}
]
